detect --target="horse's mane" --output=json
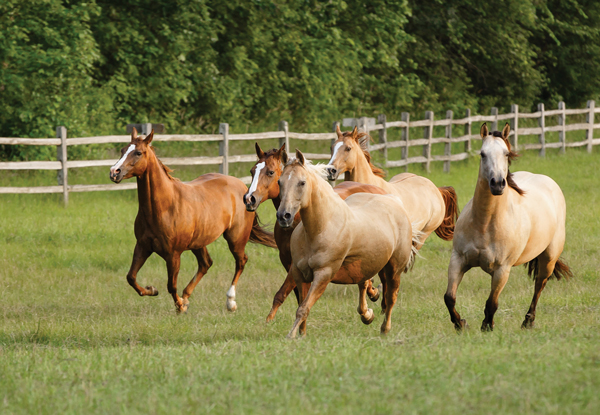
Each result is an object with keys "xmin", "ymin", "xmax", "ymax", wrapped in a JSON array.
[
  {"xmin": 149, "ymin": 146, "xmax": 179, "ymax": 181},
  {"xmin": 342, "ymin": 130, "xmax": 386, "ymax": 178},
  {"xmin": 490, "ymin": 131, "xmax": 524, "ymax": 196},
  {"xmin": 285, "ymin": 157, "xmax": 331, "ymax": 182}
]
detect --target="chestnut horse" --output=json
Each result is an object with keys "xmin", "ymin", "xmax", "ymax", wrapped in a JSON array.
[
  {"xmin": 277, "ymin": 150, "xmax": 416, "ymax": 338},
  {"xmin": 109, "ymin": 128, "xmax": 276, "ymax": 313},
  {"xmin": 445, "ymin": 123, "xmax": 572, "ymax": 331},
  {"xmin": 243, "ymin": 143, "xmax": 387, "ymax": 322},
  {"xmin": 326, "ymin": 126, "xmax": 459, "ymax": 247}
]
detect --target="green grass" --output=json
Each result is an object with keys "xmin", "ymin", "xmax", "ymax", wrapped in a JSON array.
[{"xmin": 1, "ymin": 148, "xmax": 599, "ymax": 414}]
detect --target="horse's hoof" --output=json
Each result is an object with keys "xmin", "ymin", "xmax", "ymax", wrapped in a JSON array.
[
  {"xmin": 226, "ymin": 299, "xmax": 237, "ymax": 312},
  {"xmin": 146, "ymin": 286, "xmax": 159, "ymax": 296},
  {"xmin": 480, "ymin": 321, "xmax": 494, "ymax": 332},
  {"xmin": 521, "ymin": 320, "xmax": 535, "ymax": 329},
  {"xmin": 265, "ymin": 313, "xmax": 275, "ymax": 323},
  {"xmin": 361, "ymin": 308, "xmax": 375, "ymax": 325},
  {"xmin": 454, "ymin": 319, "xmax": 468, "ymax": 332}
]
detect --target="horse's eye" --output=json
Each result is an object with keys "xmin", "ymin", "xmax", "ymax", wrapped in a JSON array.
[
  {"xmin": 135, "ymin": 151, "xmax": 142, "ymax": 156},
  {"xmin": 345, "ymin": 147, "xmax": 351, "ymax": 152},
  {"xmin": 268, "ymin": 171, "xmax": 275, "ymax": 177},
  {"xmin": 299, "ymin": 181, "xmax": 306, "ymax": 186}
]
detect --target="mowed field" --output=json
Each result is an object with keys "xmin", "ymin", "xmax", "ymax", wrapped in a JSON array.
[{"xmin": 1, "ymin": 148, "xmax": 599, "ymax": 414}]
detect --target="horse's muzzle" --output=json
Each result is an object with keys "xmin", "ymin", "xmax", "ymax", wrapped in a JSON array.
[
  {"xmin": 276, "ymin": 210, "xmax": 294, "ymax": 228},
  {"xmin": 489, "ymin": 177, "xmax": 506, "ymax": 195},
  {"xmin": 243, "ymin": 193, "xmax": 261, "ymax": 212},
  {"xmin": 326, "ymin": 166, "xmax": 338, "ymax": 181}
]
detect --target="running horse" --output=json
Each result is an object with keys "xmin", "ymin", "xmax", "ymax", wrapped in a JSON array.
[
  {"xmin": 277, "ymin": 150, "xmax": 417, "ymax": 337},
  {"xmin": 243, "ymin": 143, "xmax": 387, "ymax": 321},
  {"xmin": 109, "ymin": 128, "xmax": 276, "ymax": 313},
  {"xmin": 445, "ymin": 123, "xmax": 572, "ymax": 331},
  {"xmin": 326, "ymin": 126, "xmax": 459, "ymax": 247}
]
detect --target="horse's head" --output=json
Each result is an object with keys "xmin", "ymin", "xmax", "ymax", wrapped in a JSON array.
[
  {"xmin": 326, "ymin": 125, "xmax": 369, "ymax": 180},
  {"xmin": 243, "ymin": 142, "xmax": 286, "ymax": 211},
  {"xmin": 479, "ymin": 123, "xmax": 516, "ymax": 195},
  {"xmin": 110, "ymin": 127, "xmax": 154, "ymax": 183},
  {"xmin": 276, "ymin": 149, "xmax": 312, "ymax": 228}
]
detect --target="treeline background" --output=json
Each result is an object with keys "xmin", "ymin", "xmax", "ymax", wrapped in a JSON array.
[{"xmin": 2, "ymin": 0, "xmax": 600, "ymax": 161}]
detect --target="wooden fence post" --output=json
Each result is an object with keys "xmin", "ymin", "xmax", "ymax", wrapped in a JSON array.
[
  {"xmin": 423, "ymin": 111, "xmax": 433, "ymax": 173},
  {"xmin": 377, "ymin": 113, "xmax": 387, "ymax": 160},
  {"xmin": 359, "ymin": 117, "xmax": 369, "ymax": 137},
  {"xmin": 401, "ymin": 112, "xmax": 410, "ymax": 171},
  {"xmin": 558, "ymin": 102, "xmax": 566, "ymax": 154},
  {"xmin": 587, "ymin": 100, "xmax": 595, "ymax": 153},
  {"xmin": 444, "ymin": 110, "xmax": 453, "ymax": 173},
  {"xmin": 141, "ymin": 123, "xmax": 152, "ymax": 136},
  {"xmin": 538, "ymin": 103, "xmax": 546, "ymax": 157},
  {"xmin": 491, "ymin": 107, "xmax": 498, "ymax": 132},
  {"xmin": 56, "ymin": 126, "xmax": 68, "ymax": 206},
  {"xmin": 219, "ymin": 123, "xmax": 229, "ymax": 175},
  {"xmin": 511, "ymin": 104, "xmax": 519, "ymax": 150},
  {"xmin": 464, "ymin": 109, "xmax": 472, "ymax": 153},
  {"xmin": 279, "ymin": 120, "xmax": 289, "ymax": 151}
]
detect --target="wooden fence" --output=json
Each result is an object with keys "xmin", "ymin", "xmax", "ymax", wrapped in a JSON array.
[{"xmin": 1, "ymin": 101, "xmax": 599, "ymax": 205}]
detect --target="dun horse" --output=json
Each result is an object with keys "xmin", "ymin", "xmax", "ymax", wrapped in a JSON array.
[
  {"xmin": 243, "ymin": 143, "xmax": 387, "ymax": 321},
  {"xmin": 109, "ymin": 128, "xmax": 276, "ymax": 313},
  {"xmin": 277, "ymin": 150, "xmax": 416, "ymax": 338},
  {"xmin": 445, "ymin": 123, "xmax": 572, "ymax": 331},
  {"xmin": 326, "ymin": 126, "xmax": 459, "ymax": 247}
]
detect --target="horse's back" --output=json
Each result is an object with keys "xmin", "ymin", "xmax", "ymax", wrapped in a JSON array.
[
  {"xmin": 188, "ymin": 173, "xmax": 247, "ymax": 194},
  {"xmin": 334, "ymin": 181, "xmax": 387, "ymax": 199},
  {"xmin": 344, "ymin": 193, "xmax": 412, "ymax": 241}
]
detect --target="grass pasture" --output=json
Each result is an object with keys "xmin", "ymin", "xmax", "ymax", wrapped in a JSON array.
[{"xmin": 1, "ymin": 148, "xmax": 599, "ymax": 414}]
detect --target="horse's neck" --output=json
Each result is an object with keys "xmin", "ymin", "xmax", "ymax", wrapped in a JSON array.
[
  {"xmin": 471, "ymin": 177, "xmax": 509, "ymax": 227},
  {"xmin": 136, "ymin": 154, "xmax": 176, "ymax": 222},
  {"xmin": 271, "ymin": 194, "xmax": 281, "ymax": 210},
  {"xmin": 300, "ymin": 175, "xmax": 344, "ymax": 237},
  {"xmin": 344, "ymin": 156, "xmax": 390, "ymax": 190}
]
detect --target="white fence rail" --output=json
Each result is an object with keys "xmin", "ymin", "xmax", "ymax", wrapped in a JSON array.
[{"xmin": 2, "ymin": 101, "xmax": 599, "ymax": 205}]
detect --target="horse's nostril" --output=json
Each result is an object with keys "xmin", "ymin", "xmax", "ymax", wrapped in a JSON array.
[
  {"xmin": 284, "ymin": 212, "xmax": 291, "ymax": 220},
  {"xmin": 502, "ymin": 179, "xmax": 506, "ymax": 187},
  {"xmin": 250, "ymin": 195, "xmax": 256, "ymax": 205},
  {"xmin": 330, "ymin": 168, "xmax": 337, "ymax": 175},
  {"xmin": 115, "ymin": 169, "xmax": 121, "ymax": 175}
]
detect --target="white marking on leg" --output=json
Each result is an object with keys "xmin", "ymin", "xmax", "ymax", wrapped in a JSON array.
[
  {"xmin": 111, "ymin": 144, "xmax": 136, "ymax": 173},
  {"xmin": 226, "ymin": 285, "xmax": 237, "ymax": 311},
  {"xmin": 328, "ymin": 142, "xmax": 344, "ymax": 165},
  {"xmin": 247, "ymin": 162, "xmax": 265, "ymax": 197}
]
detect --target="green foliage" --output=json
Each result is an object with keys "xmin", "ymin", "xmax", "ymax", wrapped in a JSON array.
[{"xmin": 2, "ymin": 0, "xmax": 600, "ymax": 160}]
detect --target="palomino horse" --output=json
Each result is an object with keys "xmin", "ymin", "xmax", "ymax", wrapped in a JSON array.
[
  {"xmin": 326, "ymin": 126, "xmax": 459, "ymax": 246},
  {"xmin": 109, "ymin": 128, "xmax": 276, "ymax": 313},
  {"xmin": 277, "ymin": 150, "xmax": 416, "ymax": 338},
  {"xmin": 445, "ymin": 123, "xmax": 572, "ymax": 331},
  {"xmin": 242, "ymin": 143, "xmax": 387, "ymax": 322}
]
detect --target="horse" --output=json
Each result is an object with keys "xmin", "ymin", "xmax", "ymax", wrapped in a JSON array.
[
  {"xmin": 325, "ymin": 125, "xmax": 459, "ymax": 247},
  {"xmin": 444, "ymin": 123, "xmax": 572, "ymax": 331},
  {"xmin": 277, "ymin": 149, "xmax": 417, "ymax": 338},
  {"xmin": 242, "ymin": 143, "xmax": 387, "ymax": 322},
  {"xmin": 109, "ymin": 128, "xmax": 276, "ymax": 313}
]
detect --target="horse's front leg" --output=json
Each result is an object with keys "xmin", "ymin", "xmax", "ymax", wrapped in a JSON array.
[
  {"xmin": 288, "ymin": 266, "xmax": 334, "ymax": 339},
  {"xmin": 126, "ymin": 242, "xmax": 157, "ymax": 297},
  {"xmin": 357, "ymin": 280, "xmax": 375, "ymax": 325},
  {"xmin": 266, "ymin": 267, "xmax": 296, "ymax": 322},
  {"xmin": 444, "ymin": 252, "xmax": 468, "ymax": 331},
  {"xmin": 481, "ymin": 266, "xmax": 511, "ymax": 332},
  {"xmin": 165, "ymin": 252, "xmax": 184, "ymax": 313}
]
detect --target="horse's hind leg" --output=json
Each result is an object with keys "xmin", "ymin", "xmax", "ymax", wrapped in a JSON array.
[
  {"xmin": 357, "ymin": 280, "xmax": 375, "ymax": 325},
  {"xmin": 165, "ymin": 252, "xmax": 185, "ymax": 312},
  {"xmin": 522, "ymin": 255, "xmax": 555, "ymax": 329},
  {"xmin": 381, "ymin": 263, "xmax": 401, "ymax": 335},
  {"xmin": 126, "ymin": 242, "xmax": 158, "ymax": 297},
  {"xmin": 481, "ymin": 266, "xmax": 511, "ymax": 331},
  {"xmin": 179, "ymin": 247, "xmax": 213, "ymax": 313},
  {"xmin": 223, "ymin": 229, "xmax": 250, "ymax": 312},
  {"xmin": 444, "ymin": 252, "xmax": 468, "ymax": 331}
]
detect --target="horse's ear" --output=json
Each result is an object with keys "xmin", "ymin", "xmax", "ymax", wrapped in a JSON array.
[
  {"xmin": 276, "ymin": 142, "xmax": 285, "ymax": 159},
  {"xmin": 281, "ymin": 149, "xmax": 288, "ymax": 165},
  {"xmin": 502, "ymin": 123, "xmax": 511, "ymax": 140},
  {"xmin": 480, "ymin": 123, "xmax": 489, "ymax": 138},
  {"xmin": 358, "ymin": 134, "xmax": 369, "ymax": 150},
  {"xmin": 144, "ymin": 129, "xmax": 154, "ymax": 145},
  {"xmin": 131, "ymin": 127, "xmax": 138, "ymax": 141},
  {"xmin": 351, "ymin": 126, "xmax": 358, "ymax": 141},
  {"xmin": 295, "ymin": 149, "xmax": 305, "ymax": 166},
  {"xmin": 255, "ymin": 142, "xmax": 265, "ymax": 159},
  {"xmin": 336, "ymin": 124, "xmax": 343, "ymax": 139}
]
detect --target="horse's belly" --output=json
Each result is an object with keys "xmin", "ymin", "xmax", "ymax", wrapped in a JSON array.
[{"xmin": 332, "ymin": 258, "xmax": 385, "ymax": 284}]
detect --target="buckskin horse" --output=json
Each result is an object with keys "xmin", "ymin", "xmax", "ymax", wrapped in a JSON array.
[
  {"xmin": 444, "ymin": 123, "xmax": 572, "ymax": 331},
  {"xmin": 109, "ymin": 128, "xmax": 276, "ymax": 313}
]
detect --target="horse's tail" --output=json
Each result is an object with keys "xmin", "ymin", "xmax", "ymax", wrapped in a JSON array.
[
  {"xmin": 405, "ymin": 223, "xmax": 425, "ymax": 272},
  {"xmin": 249, "ymin": 214, "xmax": 277, "ymax": 249},
  {"xmin": 434, "ymin": 186, "xmax": 460, "ymax": 241},
  {"xmin": 526, "ymin": 257, "xmax": 573, "ymax": 281}
]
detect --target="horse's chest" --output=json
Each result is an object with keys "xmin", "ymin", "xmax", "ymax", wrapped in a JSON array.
[{"xmin": 463, "ymin": 246, "xmax": 504, "ymax": 273}]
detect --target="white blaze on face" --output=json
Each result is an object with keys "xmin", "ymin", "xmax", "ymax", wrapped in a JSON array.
[
  {"xmin": 247, "ymin": 162, "xmax": 265, "ymax": 197},
  {"xmin": 328, "ymin": 142, "xmax": 344, "ymax": 165},
  {"xmin": 111, "ymin": 144, "xmax": 136, "ymax": 173}
]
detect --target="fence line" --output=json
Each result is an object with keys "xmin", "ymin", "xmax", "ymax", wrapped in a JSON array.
[{"xmin": 1, "ymin": 101, "xmax": 599, "ymax": 205}]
